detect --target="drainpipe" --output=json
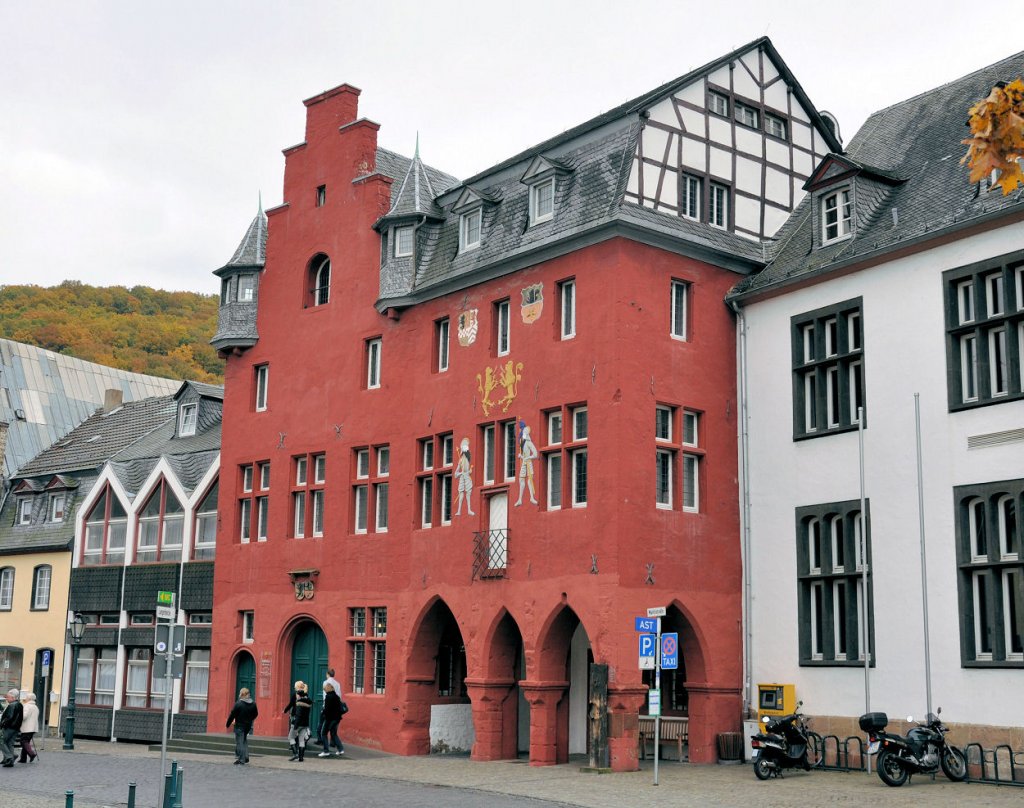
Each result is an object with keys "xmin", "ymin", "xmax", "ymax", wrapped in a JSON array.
[{"xmin": 728, "ymin": 297, "xmax": 753, "ymax": 717}]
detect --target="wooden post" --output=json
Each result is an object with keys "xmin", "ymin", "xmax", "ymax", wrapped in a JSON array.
[{"xmin": 586, "ymin": 663, "xmax": 609, "ymax": 770}]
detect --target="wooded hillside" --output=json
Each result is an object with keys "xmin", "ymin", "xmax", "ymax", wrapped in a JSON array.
[{"xmin": 0, "ymin": 281, "xmax": 222, "ymax": 382}]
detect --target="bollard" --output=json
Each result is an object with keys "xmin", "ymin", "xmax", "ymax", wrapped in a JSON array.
[
  {"xmin": 127, "ymin": 780, "xmax": 137, "ymax": 808},
  {"xmin": 162, "ymin": 772, "xmax": 174, "ymax": 808},
  {"xmin": 172, "ymin": 768, "xmax": 184, "ymax": 808},
  {"xmin": 65, "ymin": 790, "xmax": 74, "ymax": 808}
]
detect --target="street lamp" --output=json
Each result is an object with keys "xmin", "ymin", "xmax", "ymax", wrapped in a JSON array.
[{"xmin": 63, "ymin": 612, "xmax": 86, "ymax": 751}]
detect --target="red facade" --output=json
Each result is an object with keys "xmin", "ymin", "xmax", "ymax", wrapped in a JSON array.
[{"xmin": 210, "ymin": 85, "xmax": 743, "ymax": 766}]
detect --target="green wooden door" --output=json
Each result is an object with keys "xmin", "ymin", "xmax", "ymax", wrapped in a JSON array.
[
  {"xmin": 235, "ymin": 652, "xmax": 256, "ymax": 702},
  {"xmin": 290, "ymin": 623, "xmax": 328, "ymax": 730}
]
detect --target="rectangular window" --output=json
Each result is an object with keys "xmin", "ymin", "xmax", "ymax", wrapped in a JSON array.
[
  {"xmin": 708, "ymin": 91, "xmax": 729, "ymax": 117},
  {"xmin": 765, "ymin": 113, "xmax": 787, "ymax": 139},
  {"xmin": 183, "ymin": 649, "xmax": 210, "ymax": 712},
  {"xmin": 421, "ymin": 477, "xmax": 433, "ymax": 528},
  {"xmin": 682, "ymin": 454, "xmax": 699, "ymax": 512},
  {"xmin": 366, "ymin": 338, "xmax": 382, "ymax": 389},
  {"xmin": 254, "ymin": 365, "xmax": 268, "ymax": 412},
  {"xmin": 798, "ymin": 502, "xmax": 872, "ymax": 666},
  {"xmin": 49, "ymin": 493, "xmax": 66, "ymax": 522},
  {"xmin": 822, "ymin": 190, "xmax": 853, "ymax": 243},
  {"xmin": 560, "ymin": 279, "xmax": 576, "ymax": 339},
  {"xmin": 350, "ymin": 640, "xmax": 365, "ymax": 694},
  {"xmin": 32, "ymin": 566, "xmax": 51, "ymax": 610},
  {"xmin": 437, "ymin": 318, "xmax": 450, "ymax": 372},
  {"xmin": 296, "ymin": 457, "xmax": 307, "ymax": 486},
  {"xmin": 496, "ymin": 299, "xmax": 511, "ymax": 356},
  {"xmin": 572, "ymin": 407, "xmax": 588, "ymax": 441},
  {"xmin": 237, "ymin": 275, "xmax": 256, "ymax": 302},
  {"xmin": 986, "ymin": 271, "xmax": 1005, "ymax": 317},
  {"xmin": 734, "ymin": 102, "xmax": 759, "ymax": 129},
  {"xmin": 548, "ymin": 412, "xmax": 563, "ymax": 445},
  {"xmin": 256, "ymin": 496, "xmax": 268, "ymax": 542},
  {"xmin": 483, "ymin": 425, "xmax": 496, "ymax": 484},
  {"xmin": 354, "ymin": 486, "xmax": 368, "ymax": 533},
  {"xmin": 356, "ymin": 449, "xmax": 370, "ymax": 479},
  {"xmin": 709, "ymin": 184, "xmax": 728, "ymax": 228},
  {"xmin": 460, "ymin": 209, "xmax": 482, "ymax": 251},
  {"xmin": 656, "ymin": 449, "xmax": 673, "ymax": 508},
  {"xmin": 572, "ymin": 448, "xmax": 588, "ymax": 507},
  {"xmin": 125, "ymin": 648, "xmax": 161, "ymax": 708},
  {"xmin": 680, "ymin": 175, "xmax": 700, "ymax": 220},
  {"xmin": 377, "ymin": 447, "xmax": 390, "ymax": 476},
  {"xmin": 503, "ymin": 421, "xmax": 516, "ymax": 481},
  {"xmin": 239, "ymin": 499, "xmax": 251, "ymax": 543},
  {"xmin": 989, "ymin": 326, "xmax": 1008, "ymax": 396},
  {"xmin": 0, "ymin": 568, "xmax": 13, "ymax": 609},
  {"xmin": 958, "ymin": 280, "xmax": 975, "ymax": 324},
  {"xmin": 259, "ymin": 462, "xmax": 270, "ymax": 490},
  {"xmin": 372, "ymin": 642, "xmax": 387, "ymax": 694},
  {"xmin": 311, "ymin": 489, "xmax": 324, "ymax": 537},
  {"xmin": 792, "ymin": 299, "xmax": 865, "ymax": 439},
  {"xmin": 530, "ymin": 178, "xmax": 555, "ymax": 224},
  {"xmin": 956, "ymin": 479, "xmax": 1024, "ymax": 665},
  {"xmin": 671, "ymin": 280, "xmax": 689, "ymax": 340},
  {"xmin": 316, "ymin": 184, "xmax": 326, "ymax": 207},
  {"xmin": 547, "ymin": 453, "xmax": 562, "ymax": 510},
  {"xmin": 442, "ymin": 434, "xmax": 454, "ymax": 467},
  {"xmin": 375, "ymin": 483, "xmax": 389, "ymax": 532},
  {"xmin": 292, "ymin": 492, "xmax": 306, "ymax": 538},
  {"xmin": 394, "ymin": 225, "xmax": 414, "ymax": 257},
  {"xmin": 440, "ymin": 473, "xmax": 453, "ymax": 525},
  {"xmin": 178, "ymin": 403, "xmax": 198, "ymax": 437},
  {"xmin": 314, "ymin": 454, "xmax": 326, "ymax": 484},
  {"xmin": 242, "ymin": 611, "xmax": 254, "ymax": 642},
  {"xmin": 683, "ymin": 411, "xmax": 698, "ymax": 447},
  {"xmin": 17, "ymin": 498, "xmax": 32, "ymax": 525},
  {"xmin": 655, "ymin": 405, "xmax": 672, "ymax": 441}
]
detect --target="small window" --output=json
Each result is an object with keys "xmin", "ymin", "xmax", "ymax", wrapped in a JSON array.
[
  {"xmin": 734, "ymin": 103, "xmax": 759, "ymax": 129},
  {"xmin": 437, "ymin": 318, "xmax": 450, "ymax": 373},
  {"xmin": 259, "ymin": 462, "xmax": 270, "ymax": 491},
  {"xmin": 986, "ymin": 271, "xmax": 1005, "ymax": 317},
  {"xmin": 572, "ymin": 407, "xmax": 588, "ymax": 441},
  {"xmin": 0, "ymin": 568, "xmax": 13, "ymax": 610},
  {"xmin": 356, "ymin": 449, "xmax": 370, "ymax": 479},
  {"xmin": 49, "ymin": 492, "xmax": 66, "ymax": 523},
  {"xmin": 680, "ymin": 175, "xmax": 701, "ymax": 220},
  {"xmin": 529, "ymin": 178, "xmax": 555, "ymax": 224},
  {"xmin": 394, "ymin": 226, "xmax": 414, "ymax": 258},
  {"xmin": 354, "ymin": 486, "xmax": 368, "ymax": 534},
  {"xmin": 367, "ymin": 338, "xmax": 382, "ymax": 389},
  {"xmin": 32, "ymin": 565, "xmax": 51, "ymax": 610},
  {"xmin": 671, "ymin": 280, "xmax": 689, "ymax": 340},
  {"xmin": 188, "ymin": 612, "xmax": 213, "ymax": 625},
  {"xmin": 957, "ymin": 280, "xmax": 975, "ymax": 324},
  {"xmin": 460, "ymin": 209, "xmax": 482, "ymax": 251},
  {"xmin": 655, "ymin": 406, "xmax": 672, "ymax": 442},
  {"xmin": 483, "ymin": 425, "xmax": 496, "ymax": 484},
  {"xmin": 496, "ymin": 299, "xmax": 511, "ymax": 356},
  {"xmin": 442, "ymin": 434, "xmax": 454, "ymax": 467},
  {"xmin": 237, "ymin": 275, "xmax": 257, "ymax": 302},
  {"xmin": 130, "ymin": 613, "xmax": 154, "ymax": 626},
  {"xmin": 377, "ymin": 447, "xmax": 390, "ymax": 477},
  {"xmin": 709, "ymin": 91, "xmax": 729, "ymax": 117},
  {"xmin": 422, "ymin": 439, "xmax": 434, "ymax": 471},
  {"xmin": 547, "ymin": 453, "xmax": 562, "ymax": 510},
  {"xmin": 295, "ymin": 457, "xmax": 307, "ymax": 486},
  {"xmin": 311, "ymin": 256, "xmax": 331, "ymax": 307},
  {"xmin": 316, "ymin": 185, "xmax": 326, "ymax": 207},
  {"xmin": 683, "ymin": 411, "xmax": 699, "ymax": 446},
  {"xmin": 571, "ymin": 448, "xmax": 588, "ymax": 507},
  {"xmin": 709, "ymin": 184, "xmax": 729, "ymax": 229},
  {"xmin": 656, "ymin": 449, "xmax": 673, "ymax": 509},
  {"xmin": 560, "ymin": 280, "xmax": 576, "ymax": 339},
  {"xmin": 254, "ymin": 365, "xmax": 269, "ymax": 412},
  {"xmin": 822, "ymin": 190, "xmax": 852, "ymax": 243},
  {"xmin": 765, "ymin": 114, "xmax": 786, "ymax": 139},
  {"xmin": 548, "ymin": 412, "xmax": 563, "ymax": 445},
  {"xmin": 242, "ymin": 610, "xmax": 254, "ymax": 643},
  {"xmin": 242, "ymin": 465, "xmax": 254, "ymax": 493},
  {"xmin": 682, "ymin": 454, "xmax": 699, "ymax": 512},
  {"xmin": 178, "ymin": 403, "xmax": 198, "ymax": 437},
  {"xmin": 17, "ymin": 498, "xmax": 32, "ymax": 525},
  {"xmin": 314, "ymin": 455, "xmax": 326, "ymax": 484}
]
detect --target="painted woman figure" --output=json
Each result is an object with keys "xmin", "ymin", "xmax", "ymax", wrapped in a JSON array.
[
  {"xmin": 515, "ymin": 420, "xmax": 538, "ymax": 506},
  {"xmin": 454, "ymin": 437, "xmax": 474, "ymax": 516}
]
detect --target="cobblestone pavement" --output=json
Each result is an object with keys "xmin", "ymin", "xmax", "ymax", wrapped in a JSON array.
[{"xmin": 1, "ymin": 741, "xmax": 1022, "ymax": 807}]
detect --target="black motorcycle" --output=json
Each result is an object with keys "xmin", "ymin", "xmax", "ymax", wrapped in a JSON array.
[
  {"xmin": 750, "ymin": 703, "xmax": 823, "ymax": 779},
  {"xmin": 860, "ymin": 708, "xmax": 967, "ymax": 787}
]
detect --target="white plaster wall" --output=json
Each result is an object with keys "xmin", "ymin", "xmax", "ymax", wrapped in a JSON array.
[
  {"xmin": 648, "ymin": 96, "xmax": 676, "ymax": 126},
  {"xmin": 764, "ymin": 81, "xmax": 789, "ymax": 112},
  {"xmin": 791, "ymin": 120, "xmax": 812, "ymax": 150},
  {"xmin": 735, "ymin": 128, "xmax": 762, "ymax": 158},
  {"xmin": 709, "ymin": 146, "xmax": 732, "ymax": 180},
  {"xmin": 644, "ymin": 127, "xmax": 669, "ymax": 162},
  {"xmin": 743, "ymin": 224, "xmax": 1024, "ymax": 729},
  {"xmin": 734, "ymin": 194, "xmax": 760, "ymax": 235},
  {"xmin": 708, "ymin": 117, "xmax": 731, "ymax": 146},
  {"xmin": 765, "ymin": 166, "xmax": 791, "ymax": 207},
  {"xmin": 678, "ymin": 82, "xmax": 704, "ymax": 106},
  {"xmin": 766, "ymin": 140, "xmax": 790, "ymax": 171},
  {"xmin": 681, "ymin": 137, "xmax": 707, "ymax": 172},
  {"xmin": 430, "ymin": 703, "xmax": 475, "ymax": 753},
  {"xmin": 733, "ymin": 66, "xmax": 759, "ymax": 100},
  {"xmin": 680, "ymin": 106, "xmax": 705, "ymax": 136},
  {"xmin": 735, "ymin": 157, "xmax": 761, "ymax": 196}
]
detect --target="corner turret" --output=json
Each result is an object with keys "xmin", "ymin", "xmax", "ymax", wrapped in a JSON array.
[{"xmin": 211, "ymin": 201, "xmax": 267, "ymax": 354}]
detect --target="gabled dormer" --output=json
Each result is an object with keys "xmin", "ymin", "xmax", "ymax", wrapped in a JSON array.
[
  {"xmin": 211, "ymin": 201, "xmax": 267, "ymax": 355},
  {"xmin": 804, "ymin": 155, "xmax": 904, "ymax": 249},
  {"xmin": 452, "ymin": 186, "xmax": 501, "ymax": 253},
  {"xmin": 173, "ymin": 381, "xmax": 224, "ymax": 440},
  {"xmin": 521, "ymin": 154, "xmax": 574, "ymax": 226}
]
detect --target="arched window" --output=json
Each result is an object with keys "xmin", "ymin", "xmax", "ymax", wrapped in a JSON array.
[
  {"xmin": 997, "ymin": 494, "xmax": 1018, "ymax": 559},
  {"xmin": 136, "ymin": 479, "xmax": 183, "ymax": 563},
  {"xmin": 967, "ymin": 497, "xmax": 987, "ymax": 561},
  {"xmin": 83, "ymin": 486, "xmax": 128, "ymax": 566},
  {"xmin": 309, "ymin": 254, "xmax": 330, "ymax": 307},
  {"xmin": 31, "ymin": 564, "xmax": 51, "ymax": 610},
  {"xmin": 193, "ymin": 480, "xmax": 218, "ymax": 560}
]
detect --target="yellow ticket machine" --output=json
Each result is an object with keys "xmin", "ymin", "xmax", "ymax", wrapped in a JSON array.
[{"xmin": 757, "ymin": 683, "xmax": 795, "ymax": 725}]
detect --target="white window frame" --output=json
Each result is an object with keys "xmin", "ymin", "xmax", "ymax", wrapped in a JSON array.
[
  {"xmin": 989, "ymin": 326, "xmax": 1008, "ymax": 396},
  {"xmin": 655, "ymin": 405, "xmax": 672, "ymax": 442},
  {"xmin": 765, "ymin": 113, "xmax": 786, "ymax": 139},
  {"xmin": 17, "ymin": 498, "xmax": 32, "ymax": 525},
  {"xmin": 709, "ymin": 184, "xmax": 728, "ymax": 229},
  {"xmin": 314, "ymin": 454, "xmax": 326, "ymax": 484},
  {"xmin": 356, "ymin": 449, "xmax": 370, "ymax": 479},
  {"xmin": 394, "ymin": 225, "xmax": 414, "ymax": 258},
  {"xmin": 680, "ymin": 175, "xmax": 700, "ymax": 220},
  {"xmin": 960, "ymin": 334, "xmax": 979, "ymax": 402},
  {"xmin": 503, "ymin": 421, "xmax": 516, "ymax": 481},
  {"xmin": 367, "ymin": 338, "xmax": 382, "ymax": 389},
  {"xmin": 442, "ymin": 434, "xmax": 454, "ymax": 467},
  {"xmin": 810, "ymin": 580, "xmax": 824, "ymax": 660},
  {"xmin": 972, "ymin": 571, "xmax": 993, "ymax": 660},
  {"xmin": 49, "ymin": 492, "xmax": 66, "ymax": 522},
  {"xmin": 853, "ymin": 512, "xmax": 866, "ymax": 571},
  {"xmin": 259, "ymin": 462, "xmax": 270, "ymax": 491},
  {"xmin": 242, "ymin": 466, "xmax": 253, "ymax": 493},
  {"xmin": 496, "ymin": 300, "xmax": 510, "ymax": 356},
  {"xmin": 437, "ymin": 318, "xmax": 450, "ymax": 372},
  {"xmin": 311, "ymin": 489, "xmax": 324, "ymax": 537},
  {"xmin": 808, "ymin": 518, "xmax": 822, "ymax": 574},
  {"xmin": 822, "ymin": 189, "xmax": 852, "ymax": 243},
  {"xmin": 256, "ymin": 496, "xmax": 268, "ymax": 542},
  {"xmin": 529, "ymin": 178, "xmax": 555, "ymax": 225},
  {"xmin": 239, "ymin": 498, "xmax": 251, "ymax": 543},
  {"xmin": 377, "ymin": 447, "xmax": 390, "ymax": 477},
  {"xmin": 825, "ymin": 366, "xmax": 840, "ymax": 428},
  {"xmin": 986, "ymin": 271, "xmax": 1005, "ymax": 317},
  {"xmin": 313, "ymin": 256, "xmax": 330, "ymax": 306},
  {"xmin": 571, "ymin": 448, "xmax": 588, "ymax": 508},
  {"xmin": 178, "ymin": 403, "xmax": 198, "ymax": 437},
  {"xmin": 483, "ymin": 425, "xmax": 495, "ymax": 485},
  {"xmin": 460, "ymin": 208, "xmax": 482, "ymax": 251},
  {"xmin": 656, "ymin": 448, "xmax": 673, "ymax": 509},
  {"xmin": 183, "ymin": 649, "xmax": 210, "ymax": 712},
  {"xmin": 440, "ymin": 473, "xmax": 452, "ymax": 525},
  {"xmin": 734, "ymin": 102, "xmax": 759, "ymax": 129},
  {"xmin": 831, "ymin": 516, "xmax": 845, "ymax": 572},
  {"xmin": 832, "ymin": 579, "xmax": 848, "ymax": 660},
  {"xmin": 547, "ymin": 453, "xmax": 562, "ymax": 510},
  {"xmin": 560, "ymin": 279, "xmax": 576, "ymax": 339},
  {"xmin": 682, "ymin": 453, "xmax": 699, "ymax": 513},
  {"xmin": 293, "ymin": 492, "xmax": 306, "ymax": 539},
  {"xmin": 1016, "ymin": 266, "xmax": 1024, "ymax": 311},
  {"xmin": 958, "ymin": 280, "xmax": 975, "ymax": 324},
  {"xmin": 708, "ymin": 91, "xmax": 729, "ymax": 117},
  {"xmin": 1003, "ymin": 568, "xmax": 1023, "ymax": 661},
  {"xmin": 255, "ymin": 365, "xmax": 268, "ymax": 412},
  {"xmin": 572, "ymin": 407, "xmax": 588, "ymax": 442},
  {"xmin": 33, "ymin": 565, "xmax": 51, "ymax": 610},
  {"xmin": 804, "ymin": 372, "xmax": 818, "ymax": 432},
  {"xmin": 296, "ymin": 457, "xmax": 307, "ymax": 486},
  {"xmin": 420, "ymin": 477, "xmax": 433, "ymax": 528},
  {"xmin": 671, "ymin": 280, "xmax": 688, "ymax": 340},
  {"xmin": 354, "ymin": 485, "xmax": 368, "ymax": 534},
  {"xmin": 242, "ymin": 611, "xmax": 255, "ymax": 643},
  {"xmin": 548, "ymin": 412, "xmax": 562, "ymax": 446},
  {"xmin": 682, "ymin": 411, "xmax": 698, "ymax": 447},
  {"xmin": 375, "ymin": 482, "xmax": 389, "ymax": 533},
  {"xmin": 998, "ymin": 495, "xmax": 1018, "ymax": 560},
  {"xmin": 0, "ymin": 568, "xmax": 12, "ymax": 610}
]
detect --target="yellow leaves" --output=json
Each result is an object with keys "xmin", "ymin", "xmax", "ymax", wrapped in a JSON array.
[{"xmin": 962, "ymin": 78, "xmax": 1024, "ymax": 195}]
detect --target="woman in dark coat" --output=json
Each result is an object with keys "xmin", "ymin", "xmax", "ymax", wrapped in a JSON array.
[
  {"xmin": 317, "ymin": 683, "xmax": 345, "ymax": 757},
  {"xmin": 282, "ymin": 681, "xmax": 312, "ymax": 762}
]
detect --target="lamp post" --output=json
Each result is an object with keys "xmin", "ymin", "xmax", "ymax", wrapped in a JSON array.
[{"xmin": 63, "ymin": 613, "xmax": 86, "ymax": 751}]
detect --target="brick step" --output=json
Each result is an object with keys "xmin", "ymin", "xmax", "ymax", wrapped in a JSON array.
[{"xmin": 149, "ymin": 733, "xmax": 296, "ymax": 757}]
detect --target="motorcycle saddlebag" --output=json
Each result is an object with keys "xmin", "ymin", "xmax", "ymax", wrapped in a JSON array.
[{"xmin": 858, "ymin": 712, "xmax": 888, "ymax": 732}]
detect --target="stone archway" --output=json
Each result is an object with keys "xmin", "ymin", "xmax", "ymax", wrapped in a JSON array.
[{"xmin": 467, "ymin": 608, "xmax": 525, "ymax": 761}]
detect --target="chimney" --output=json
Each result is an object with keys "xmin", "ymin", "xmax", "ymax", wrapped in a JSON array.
[{"xmin": 103, "ymin": 389, "xmax": 124, "ymax": 413}]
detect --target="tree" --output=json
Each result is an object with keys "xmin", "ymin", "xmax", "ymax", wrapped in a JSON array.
[{"xmin": 962, "ymin": 78, "xmax": 1024, "ymax": 194}]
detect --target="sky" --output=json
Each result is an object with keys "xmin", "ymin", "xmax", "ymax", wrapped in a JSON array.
[{"xmin": 2, "ymin": 0, "xmax": 1022, "ymax": 295}]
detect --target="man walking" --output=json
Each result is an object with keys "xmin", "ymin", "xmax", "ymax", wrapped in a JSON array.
[
  {"xmin": 0, "ymin": 689, "xmax": 24, "ymax": 767},
  {"xmin": 315, "ymin": 667, "xmax": 341, "ymax": 747},
  {"xmin": 226, "ymin": 687, "xmax": 258, "ymax": 765}
]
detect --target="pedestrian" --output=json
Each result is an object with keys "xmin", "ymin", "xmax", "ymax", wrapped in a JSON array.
[
  {"xmin": 17, "ymin": 692, "xmax": 39, "ymax": 763},
  {"xmin": 315, "ymin": 667, "xmax": 341, "ymax": 747},
  {"xmin": 226, "ymin": 687, "xmax": 258, "ymax": 765},
  {"xmin": 282, "ymin": 681, "xmax": 312, "ymax": 762},
  {"xmin": 0, "ymin": 688, "xmax": 23, "ymax": 767},
  {"xmin": 317, "ymin": 683, "xmax": 346, "ymax": 758}
]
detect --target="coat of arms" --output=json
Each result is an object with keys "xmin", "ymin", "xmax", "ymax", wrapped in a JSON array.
[
  {"xmin": 458, "ymin": 309, "xmax": 479, "ymax": 346},
  {"xmin": 477, "ymin": 360, "xmax": 523, "ymax": 416},
  {"xmin": 521, "ymin": 283, "xmax": 543, "ymax": 324}
]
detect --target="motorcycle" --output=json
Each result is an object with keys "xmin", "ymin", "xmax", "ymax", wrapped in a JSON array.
[
  {"xmin": 860, "ymin": 708, "xmax": 968, "ymax": 787},
  {"xmin": 750, "ymin": 702, "xmax": 822, "ymax": 779}
]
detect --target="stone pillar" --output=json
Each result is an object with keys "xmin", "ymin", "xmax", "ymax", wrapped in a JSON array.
[
  {"xmin": 521, "ymin": 680, "xmax": 568, "ymax": 766},
  {"xmin": 396, "ymin": 675, "xmax": 435, "ymax": 755},
  {"xmin": 465, "ymin": 677, "xmax": 517, "ymax": 761},
  {"xmin": 607, "ymin": 683, "xmax": 647, "ymax": 772},
  {"xmin": 685, "ymin": 682, "xmax": 743, "ymax": 764}
]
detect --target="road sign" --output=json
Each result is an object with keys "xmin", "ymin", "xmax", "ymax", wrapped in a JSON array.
[
  {"xmin": 634, "ymin": 616, "xmax": 658, "ymax": 633},
  {"xmin": 154, "ymin": 652, "xmax": 184, "ymax": 680},
  {"xmin": 156, "ymin": 590, "xmax": 176, "ymax": 620},
  {"xmin": 154, "ymin": 624, "xmax": 186, "ymax": 657},
  {"xmin": 661, "ymin": 632, "xmax": 679, "ymax": 670},
  {"xmin": 648, "ymin": 688, "xmax": 661, "ymax": 717},
  {"xmin": 41, "ymin": 649, "xmax": 51, "ymax": 675},
  {"xmin": 646, "ymin": 606, "xmax": 667, "ymax": 618},
  {"xmin": 638, "ymin": 633, "xmax": 656, "ymax": 670}
]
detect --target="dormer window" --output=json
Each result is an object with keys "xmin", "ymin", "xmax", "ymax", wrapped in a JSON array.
[
  {"xmin": 822, "ymin": 190, "xmax": 852, "ymax": 243},
  {"xmin": 394, "ymin": 226, "xmax": 414, "ymax": 258},
  {"xmin": 17, "ymin": 498, "xmax": 32, "ymax": 525},
  {"xmin": 237, "ymin": 274, "xmax": 257, "ymax": 302},
  {"xmin": 178, "ymin": 403, "xmax": 198, "ymax": 437},
  {"xmin": 460, "ymin": 209, "xmax": 482, "ymax": 252},
  {"xmin": 530, "ymin": 178, "xmax": 555, "ymax": 225},
  {"xmin": 49, "ymin": 492, "xmax": 66, "ymax": 522}
]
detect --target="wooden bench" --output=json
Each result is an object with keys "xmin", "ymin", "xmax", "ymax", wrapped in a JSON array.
[{"xmin": 638, "ymin": 716, "xmax": 689, "ymax": 762}]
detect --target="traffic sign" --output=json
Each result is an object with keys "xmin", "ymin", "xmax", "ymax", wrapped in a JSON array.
[
  {"xmin": 41, "ymin": 650, "xmax": 51, "ymax": 674},
  {"xmin": 638, "ymin": 633, "xmax": 656, "ymax": 670},
  {"xmin": 156, "ymin": 590, "xmax": 176, "ymax": 621},
  {"xmin": 648, "ymin": 688, "xmax": 661, "ymax": 717},
  {"xmin": 634, "ymin": 616, "xmax": 658, "ymax": 633},
  {"xmin": 661, "ymin": 632, "xmax": 679, "ymax": 670},
  {"xmin": 154, "ymin": 623, "xmax": 186, "ymax": 657},
  {"xmin": 154, "ymin": 652, "xmax": 184, "ymax": 680},
  {"xmin": 646, "ymin": 606, "xmax": 667, "ymax": 618}
]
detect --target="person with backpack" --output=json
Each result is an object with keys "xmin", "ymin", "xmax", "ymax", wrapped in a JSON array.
[
  {"xmin": 226, "ymin": 687, "xmax": 259, "ymax": 765},
  {"xmin": 317, "ymin": 682, "xmax": 346, "ymax": 758}
]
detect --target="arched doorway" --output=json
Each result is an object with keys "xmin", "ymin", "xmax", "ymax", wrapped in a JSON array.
[
  {"xmin": 290, "ymin": 622, "xmax": 328, "ymax": 731},
  {"xmin": 470, "ymin": 609, "xmax": 525, "ymax": 761},
  {"xmin": 235, "ymin": 651, "xmax": 256, "ymax": 702}
]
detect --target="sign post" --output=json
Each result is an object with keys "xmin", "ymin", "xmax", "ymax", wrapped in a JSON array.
[
  {"xmin": 646, "ymin": 607, "xmax": 666, "ymax": 786},
  {"xmin": 156, "ymin": 591, "xmax": 177, "ymax": 803},
  {"xmin": 40, "ymin": 649, "xmax": 50, "ymax": 751}
]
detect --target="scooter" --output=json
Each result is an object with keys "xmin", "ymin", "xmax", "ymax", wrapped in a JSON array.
[
  {"xmin": 860, "ymin": 707, "xmax": 967, "ymax": 787},
  {"xmin": 750, "ymin": 702, "xmax": 822, "ymax": 779}
]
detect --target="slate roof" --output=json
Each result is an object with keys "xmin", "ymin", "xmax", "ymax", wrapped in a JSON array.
[
  {"xmin": 375, "ymin": 147, "xmax": 459, "ymax": 206},
  {"xmin": 377, "ymin": 145, "xmax": 445, "ymax": 221},
  {"xmin": 730, "ymin": 48, "xmax": 1024, "ymax": 300},
  {"xmin": 0, "ymin": 470, "xmax": 97, "ymax": 556},
  {"xmin": 180, "ymin": 380, "xmax": 224, "ymax": 401},
  {"xmin": 216, "ymin": 202, "xmax": 267, "ymax": 274}
]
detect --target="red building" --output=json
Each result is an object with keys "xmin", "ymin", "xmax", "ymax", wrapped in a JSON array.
[{"xmin": 209, "ymin": 38, "xmax": 840, "ymax": 767}]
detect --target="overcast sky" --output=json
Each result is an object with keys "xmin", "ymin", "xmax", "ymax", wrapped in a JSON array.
[{"xmin": 2, "ymin": 1, "xmax": 1021, "ymax": 295}]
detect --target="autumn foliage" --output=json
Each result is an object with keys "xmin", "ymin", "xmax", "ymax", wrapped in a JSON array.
[
  {"xmin": 0, "ymin": 282, "xmax": 222, "ymax": 382},
  {"xmin": 962, "ymin": 78, "xmax": 1024, "ymax": 194}
]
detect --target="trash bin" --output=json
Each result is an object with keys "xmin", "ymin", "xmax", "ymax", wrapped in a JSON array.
[{"xmin": 717, "ymin": 731, "xmax": 744, "ymax": 763}]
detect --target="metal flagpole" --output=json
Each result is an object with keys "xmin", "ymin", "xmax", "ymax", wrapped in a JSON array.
[
  {"xmin": 914, "ymin": 394, "xmax": 933, "ymax": 718},
  {"xmin": 858, "ymin": 406, "xmax": 871, "ymax": 775}
]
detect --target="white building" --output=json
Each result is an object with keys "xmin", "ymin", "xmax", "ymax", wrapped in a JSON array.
[{"xmin": 730, "ymin": 50, "xmax": 1024, "ymax": 746}]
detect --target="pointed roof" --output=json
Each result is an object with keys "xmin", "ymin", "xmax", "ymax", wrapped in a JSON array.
[
  {"xmin": 377, "ymin": 144, "xmax": 445, "ymax": 224},
  {"xmin": 216, "ymin": 200, "xmax": 267, "ymax": 275}
]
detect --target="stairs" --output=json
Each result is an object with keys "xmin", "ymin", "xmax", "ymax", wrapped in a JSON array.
[{"xmin": 149, "ymin": 732, "xmax": 295, "ymax": 759}]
